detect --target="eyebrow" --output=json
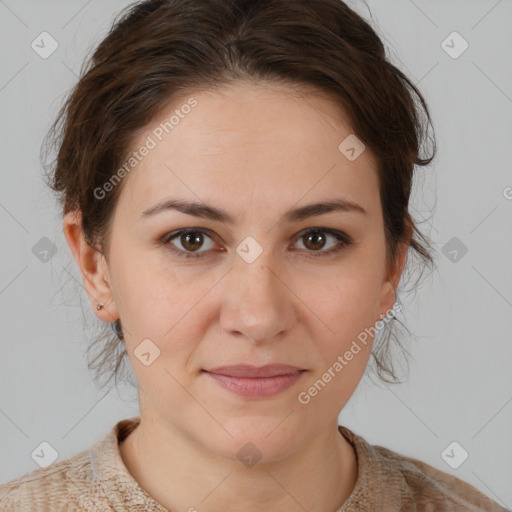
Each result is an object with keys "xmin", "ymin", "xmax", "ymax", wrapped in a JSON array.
[{"xmin": 140, "ymin": 197, "xmax": 367, "ymax": 223}]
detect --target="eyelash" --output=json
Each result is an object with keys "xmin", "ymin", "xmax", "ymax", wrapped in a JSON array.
[{"xmin": 161, "ymin": 228, "xmax": 353, "ymax": 259}]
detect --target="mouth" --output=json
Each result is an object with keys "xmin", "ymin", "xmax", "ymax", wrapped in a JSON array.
[{"xmin": 202, "ymin": 364, "xmax": 307, "ymax": 399}]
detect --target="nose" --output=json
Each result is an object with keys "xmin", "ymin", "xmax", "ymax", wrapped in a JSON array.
[{"xmin": 219, "ymin": 252, "xmax": 295, "ymax": 344}]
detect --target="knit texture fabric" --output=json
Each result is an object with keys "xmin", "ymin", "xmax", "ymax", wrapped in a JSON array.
[{"xmin": 0, "ymin": 416, "xmax": 508, "ymax": 511}]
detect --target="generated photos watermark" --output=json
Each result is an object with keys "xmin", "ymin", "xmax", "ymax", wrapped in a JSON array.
[
  {"xmin": 297, "ymin": 301, "xmax": 402, "ymax": 405},
  {"xmin": 93, "ymin": 97, "xmax": 198, "ymax": 200}
]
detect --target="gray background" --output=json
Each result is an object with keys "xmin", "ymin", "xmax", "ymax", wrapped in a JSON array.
[{"xmin": 0, "ymin": 0, "xmax": 511, "ymax": 507}]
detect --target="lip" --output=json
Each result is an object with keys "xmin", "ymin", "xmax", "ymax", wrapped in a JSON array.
[
  {"xmin": 203, "ymin": 364, "xmax": 306, "ymax": 398},
  {"xmin": 205, "ymin": 364, "xmax": 304, "ymax": 378}
]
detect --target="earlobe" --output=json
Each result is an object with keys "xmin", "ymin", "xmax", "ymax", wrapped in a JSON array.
[{"xmin": 63, "ymin": 211, "xmax": 119, "ymax": 322}]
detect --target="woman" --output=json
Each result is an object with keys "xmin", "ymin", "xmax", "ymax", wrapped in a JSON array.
[{"xmin": 0, "ymin": 0, "xmax": 507, "ymax": 510}]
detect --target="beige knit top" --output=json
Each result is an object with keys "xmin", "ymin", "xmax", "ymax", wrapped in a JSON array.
[{"xmin": 0, "ymin": 416, "xmax": 508, "ymax": 511}]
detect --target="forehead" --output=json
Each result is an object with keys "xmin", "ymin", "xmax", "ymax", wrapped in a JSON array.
[{"xmin": 117, "ymin": 81, "xmax": 380, "ymax": 219}]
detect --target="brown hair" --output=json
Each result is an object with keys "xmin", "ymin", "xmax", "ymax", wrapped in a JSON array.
[{"xmin": 43, "ymin": 0, "xmax": 436, "ymax": 390}]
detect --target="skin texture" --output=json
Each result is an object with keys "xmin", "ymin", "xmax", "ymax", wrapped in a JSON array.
[{"xmin": 63, "ymin": 81, "xmax": 409, "ymax": 512}]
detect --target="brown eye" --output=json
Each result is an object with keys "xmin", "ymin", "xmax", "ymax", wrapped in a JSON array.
[
  {"xmin": 294, "ymin": 228, "xmax": 353, "ymax": 257},
  {"xmin": 163, "ymin": 229, "xmax": 216, "ymax": 258},
  {"xmin": 180, "ymin": 231, "xmax": 205, "ymax": 252},
  {"xmin": 302, "ymin": 231, "xmax": 328, "ymax": 251},
  {"xmin": 162, "ymin": 227, "xmax": 352, "ymax": 260}
]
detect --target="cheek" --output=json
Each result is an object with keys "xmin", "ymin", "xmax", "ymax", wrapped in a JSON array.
[
  {"xmin": 113, "ymin": 262, "xmax": 215, "ymax": 380},
  {"xmin": 108, "ymin": 241, "xmax": 194, "ymax": 330},
  {"xmin": 291, "ymin": 256, "xmax": 384, "ymax": 394},
  {"xmin": 295, "ymin": 256, "xmax": 383, "ymax": 337},
  {"xmin": 299, "ymin": 271, "xmax": 380, "ymax": 409}
]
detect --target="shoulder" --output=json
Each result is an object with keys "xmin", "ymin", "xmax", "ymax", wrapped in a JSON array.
[
  {"xmin": 339, "ymin": 426, "xmax": 509, "ymax": 512},
  {"xmin": 0, "ymin": 448, "xmax": 112, "ymax": 511},
  {"xmin": 0, "ymin": 417, "xmax": 155, "ymax": 512},
  {"xmin": 372, "ymin": 442, "xmax": 508, "ymax": 511}
]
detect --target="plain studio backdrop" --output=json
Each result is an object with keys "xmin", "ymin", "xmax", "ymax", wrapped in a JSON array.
[{"xmin": 0, "ymin": 0, "xmax": 511, "ymax": 507}]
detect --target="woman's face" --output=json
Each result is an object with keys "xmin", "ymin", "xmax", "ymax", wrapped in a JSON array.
[{"xmin": 74, "ymin": 81, "xmax": 405, "ymax": 461}]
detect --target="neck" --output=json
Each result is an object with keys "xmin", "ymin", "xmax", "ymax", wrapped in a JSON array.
[{"xmin": 119, "ymin": 413, "xmax": 358, "ymax": 512}]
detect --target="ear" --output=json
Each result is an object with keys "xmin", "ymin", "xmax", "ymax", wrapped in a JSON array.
[
  {"xmin": 63, "ymin": 211, "xmax": 119, "ymax": 323},
  {"xmin": 376, "ymin": 224, "xmax": 412, "ymax": 320}
]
